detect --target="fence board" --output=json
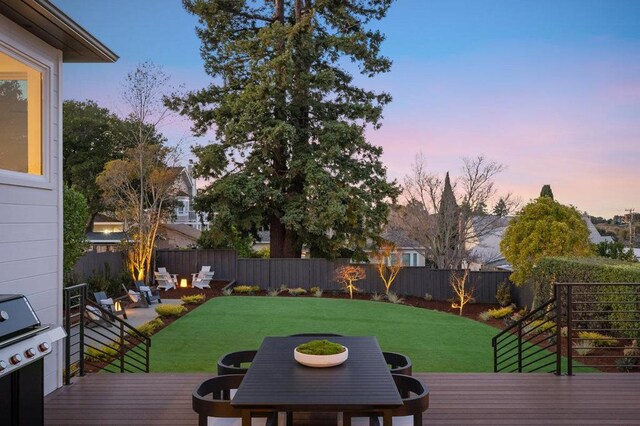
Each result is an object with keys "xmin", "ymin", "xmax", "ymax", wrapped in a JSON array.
[
  {"xmin": 72, "ymin": 252, "xmax": 124, "ymax": 283},
  {"xmin": 155, "ymin": 249, "xmax": 237, "ymax": 281}
]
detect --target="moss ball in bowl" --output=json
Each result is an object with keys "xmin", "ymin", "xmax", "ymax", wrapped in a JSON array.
[{"xmin": 294, "ymin": 339, "xmax": 348, "ymax": 367}]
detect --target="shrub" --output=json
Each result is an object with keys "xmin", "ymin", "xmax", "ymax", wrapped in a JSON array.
[
  {"xmin": 234, "ymin": 285, "xmax": 260, "ymax": 294},
  {"xmin": 576, "ymin": 331, "xmax": 618, "ymax": 347},
  {"xmin": 573, "ymin": 340, "xmax": 595, "ymax": 356},
  {"xmin": 267, "ymin": 288, "xmax": 281, "ymax": 297},
  {"xmin": 135, "ymin": 318, "xmax": 164, "ymax": 337},
  {"xmin": 222, "ymin": 288, "xmax": 233, "ymax": 296},
  {"xmin": 486, "ymin": 306, "xmax": 513, "ymax": 319},
  {"xmin": 370, "ymin": 292, "xmax": 384, "ymax": 302},
  {"xmin": 313, "ymin": 288, "xmax": 323, "ymax": 297},
  {"xmin": 616, "ymin": 357, "xmax": 639, "ymax": 372},
  {"xmin": 85, "ymin": 341, "xmax": 121, "ymax": 362},
  {"xmin": 523, "ymin": 319, "xmax": 556, "ymax": 335},
  {"xmin": 310, "ymin": 287, "xmax": 320, "ymax": 293},
  {"xmin": 424, "ymin": 293, "xmax": 433, "ymax": 302},
  {"xmin": 495, "ymin": 281, "xmax": 511, "ymax": 307},
  {"xmin": 387, "ymin": 292, "xmax": 405, "ymax": 304},
  {"xmin": 181, "ymin": 294, "xmax": 206, "ymax": 305},
  {"xmin": 288, "ymin": 287, "xmax": 307, "ymax": 296},
  {"xmin": 478, "ymin": 311, "xmax": 491, "ymax": 321},
  {"xmin": 155, "ymin": 304, "xmax": 187, "ymax": 317},
  {"xmin": 279, "ymin": 285, "xmax": 288, "ymax": 292},
  {"xmin": 623, "ymin": 340, "xmax": 639, "ymax": 357}
]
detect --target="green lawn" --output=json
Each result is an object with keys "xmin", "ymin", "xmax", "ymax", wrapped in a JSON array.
[{"xmin": 150, "ymin": 296, "xmax": 510, "ymax": 372}]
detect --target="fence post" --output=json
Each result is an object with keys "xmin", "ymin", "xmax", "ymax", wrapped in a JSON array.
[
  {"xmin": 566, "ymin": 285, "xmax": 573, "ymax": 376},
  {"xmin": 555, "ymin": 283, "xmax": 562, "ymax": 375}
]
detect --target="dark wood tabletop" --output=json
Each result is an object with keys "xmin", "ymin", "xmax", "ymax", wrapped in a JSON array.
[{"xmin": 231, "ymin": 336, "xmax": 402, "ymax": 415}]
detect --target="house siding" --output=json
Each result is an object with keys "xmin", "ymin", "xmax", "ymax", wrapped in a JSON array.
[{"xmin": 0, "ymin": 14, "xmax": 63, "ymax": 395}]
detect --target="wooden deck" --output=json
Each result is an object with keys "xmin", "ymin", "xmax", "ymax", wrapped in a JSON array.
[{"xmin": 45, "ymin": 373, "xmax": 640, "ymax": 425}]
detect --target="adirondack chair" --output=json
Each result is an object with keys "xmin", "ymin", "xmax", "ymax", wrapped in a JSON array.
[
  {"xmin": 155, "ymin": 267, "xmax": 178, "ymax": 291},
  {"xmin": 191, "ymin": 266, "xmax": 214, "ymax": 290},
  {"xmin": 93, "ymin": 291, "xmax": 127, "ymax": 319},
  {"xmin": 121, "ymin": 284, "xmax": 149, "ymax": 308},
  {"xmin": 134, "ymin": 281, "xmax": 162, "ymax": 305}
]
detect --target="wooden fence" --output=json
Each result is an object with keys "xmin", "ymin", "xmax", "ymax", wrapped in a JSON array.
[
  {"xmin": 154, "ymin": 249, "xmax": 237, "ymax": 281},
  {"xmin": 72, "ymin": 249, "xmax": 532, "ymax": 306},
  {"xmin": 72, "ymin": 251, "xmax": 124, "ymax": 283}
]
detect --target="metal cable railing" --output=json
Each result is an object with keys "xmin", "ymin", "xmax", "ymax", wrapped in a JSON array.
[{"xmin": 63, "ymin": 283, "xmax": 151, "ymax": 384}]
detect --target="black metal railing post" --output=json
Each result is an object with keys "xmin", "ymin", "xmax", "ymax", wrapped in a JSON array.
[
  {"xmin": 79, "ymin": 285, "xmax": 86, "ymax": 377},
  {"xmin": 64, "ymin": 288, "xmax": 71, "ymax": 385},
  {"xmin": 119, "ymin": 321, "xmax": 125, "ymax": 373},
  {"xmin": 517, "ymin": 321, "xmax": 523, "ymax": 372},
  {"xmin": 566, "ymin": 285, "xmax": 573, "ymax": 376},
  {"xmin": 555, "ymin": 284, "xmax": 562, "ymax": 375}
]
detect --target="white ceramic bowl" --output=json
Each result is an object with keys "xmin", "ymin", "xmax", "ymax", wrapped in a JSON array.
[{"xmin": 294, "ymin": 346, "xmax": 348, "ymax": 368}]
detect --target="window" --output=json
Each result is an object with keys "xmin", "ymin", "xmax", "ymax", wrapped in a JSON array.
[
  {"xmin": 402, "ymin": 253, "xmax": 411, "ymax": 266},
  {"xmin": 0, "ymin": 50, "xmax": 42, "ymax": 175},
  {"xmin": 413, "ymin": 253, "xmax": 418, "ymax": 266},
  {"xmin": 177, "ymin": 199, "xmax": 188, "ymax": 215}
]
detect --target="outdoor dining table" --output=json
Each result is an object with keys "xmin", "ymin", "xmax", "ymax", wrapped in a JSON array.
[{"xmin": 231, "ymin": 335, "xmax": 403, "ymax": 426}]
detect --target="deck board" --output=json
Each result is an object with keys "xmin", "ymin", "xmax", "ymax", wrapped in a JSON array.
[{"xmin": 45, "ymin": 373, "xmax": 640, "ymax": 425}]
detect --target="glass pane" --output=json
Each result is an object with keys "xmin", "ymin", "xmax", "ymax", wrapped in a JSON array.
[
  {"xmin": 0, "ymin": 51, "xmax": 42, "ymax": 175},
  {"xmin": 402, "ymin": 253, "xmax": 411, "ymax": 266}
]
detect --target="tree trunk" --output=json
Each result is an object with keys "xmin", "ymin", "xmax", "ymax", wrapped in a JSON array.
[{"xmin": 270, "ymin": 215, "xmax": 302, "ymax": 258}]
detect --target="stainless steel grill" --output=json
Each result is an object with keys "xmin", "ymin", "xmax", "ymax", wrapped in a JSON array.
[{"xmin": 0, "ymin": 294, "xmax": 66, "ymax": 425}]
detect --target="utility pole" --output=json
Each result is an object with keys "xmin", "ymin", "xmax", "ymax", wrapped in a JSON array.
[{"xmin": 625, "ymin": 208, "xmax": 636, "ymax": 249}]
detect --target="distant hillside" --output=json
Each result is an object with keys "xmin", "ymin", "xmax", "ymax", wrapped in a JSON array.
[{"xmin": 595, "ymin": 223, "xmax": 640, "ymax": 248}]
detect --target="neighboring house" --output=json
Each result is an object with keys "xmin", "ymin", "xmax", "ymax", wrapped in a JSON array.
[
  {"xmin": 157, "ymin": 223, "xmax": 201, "ymax": 249},
  {"xmin": 171, "ymin": 164, "xmax": 209, "ymax": 230},
  {"xmin": 0, "ymin": 0, "xmax": 116, "ymax": 395},
  {"xmin": 252, "ymin": 230, "xmax": 271, "ymax": 253},
  {"xmin": 367, "ymin": 228, "xmax": 427, "ymax": 267},
  {"xmin": 583, "ymin": 213, "xmax": 614, "ymax": 244},
  {"xmin": 86, "ymin": 214, "xmax": 129, "ymax": 253}
]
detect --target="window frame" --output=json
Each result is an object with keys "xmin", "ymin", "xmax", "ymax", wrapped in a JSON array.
[{"xmin": 0, "ymin": 40, "xmax": 52, "ymax": 190}]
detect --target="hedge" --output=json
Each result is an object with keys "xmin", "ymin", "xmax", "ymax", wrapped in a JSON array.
[{"xmin": 531, "ymin": 257, "xmax": 640, "ymax": 337}]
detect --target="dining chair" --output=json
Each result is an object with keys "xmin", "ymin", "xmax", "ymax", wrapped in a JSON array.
[
  {"xmin": 341, "ymin": 374, "xmax": 429, "ymax": 426},
  {"xmin": 383, "ymin": 351, "xmax": 412, "ymax": 376},
  {"xmin": 217, "ymin": 350, "xmax": 258, "ymax": 376},
  {"xmin": 192, "ymin": 374, "xmax": 280, "ymax": 426}
]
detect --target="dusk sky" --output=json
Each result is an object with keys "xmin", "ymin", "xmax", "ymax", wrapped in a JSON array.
[{"xmin": 54, "ymin": 0, "xmax": 639, "ymax": 218}]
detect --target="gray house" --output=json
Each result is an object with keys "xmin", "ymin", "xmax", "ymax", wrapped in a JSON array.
[{"xmin": 0, "ymin": 0, "xmax": 116, "ymax": 395}]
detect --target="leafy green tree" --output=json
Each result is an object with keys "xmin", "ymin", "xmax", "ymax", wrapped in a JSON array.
[
  {"xmin": 595, "ymin": 241, "xmax": 637, "ymax": 262},
  {"xmin": 63, "ymin": 100, "xmax": 167, "ymax": 223},
  {"xmin": 539, "ymin": 184, "xmax": 554, "ymax": 199},
  {"xmin": 500, "ymin": 196, "xmax": 591, "ymax": 285},
  {"xmin": 167, "ymin": 0, "xmax": 399, "ymax": 259},
  {"xmin": 63, "ymin": 186, "xmax": 89, "ymax": 278},
  {"xmin": 197, "ymin": 226, "xmax": 257, "ymax": 258}
]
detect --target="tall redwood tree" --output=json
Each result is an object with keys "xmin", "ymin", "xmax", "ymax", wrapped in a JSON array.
[{"xmin": 168, "ymin": 0, "xmax": 399, "ymax": 258}]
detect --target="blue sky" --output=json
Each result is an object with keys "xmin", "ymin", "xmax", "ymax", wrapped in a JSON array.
[{"xmin": 55, "ymin": 0, "xmax": 640, "ymax": 217}]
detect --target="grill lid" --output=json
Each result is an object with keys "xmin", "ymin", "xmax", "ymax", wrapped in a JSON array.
[{"xmin": 0, "ymin": 295, "xmax": 41, "ymax": 341}]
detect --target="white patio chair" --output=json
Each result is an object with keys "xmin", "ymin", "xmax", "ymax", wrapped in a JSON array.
[
  {"xmin": 192, "ymin": 268, "xmax": 214, "ymax": 290},
  {"xmin": 155, "ymin": 268, "xmax": 178, "ymax": 291},
  {"xmin": 191, "ymin": 266, "xmax": 211, "ymax": 283}
]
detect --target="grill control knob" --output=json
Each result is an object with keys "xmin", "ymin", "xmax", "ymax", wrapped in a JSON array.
[
  {"xmin": 0, "ymin": 310, "xmax": 8, "ymax": 322},
  {"xmin": 38, "ymin": 342, "xmax": 51, "ymax": 352},
  {"xmin": 10, "ymin": 354, "xmax": 22, "ymax": 365},
  {"xmin": 0, "ymin": 360, "xmax": 7, "ymax": 372},
  {"xmin": 25, "ymin": 348, "xmax": 36, "ymax": 358}
]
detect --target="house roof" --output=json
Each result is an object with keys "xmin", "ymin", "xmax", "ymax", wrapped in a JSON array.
[
  {"xmin": 93, "ymin": 213, "xmax": 121, "ymax": 223},
  {"xmin": 161, "ymin": 223, "xmax": 201, "ymax": 241},
  {"xmin": 256, "ymin": 230, "xmax": 270, "ymax": 243},
  {"xmin": 380, "ymin": 228, "xmax": 423, "ymax": 249},
  {"xmin": 86, "ymin": 231, "xmax": 127, "ymax": 244},
  {"xmin": 0, "ymin": 0, "xmax": 118, "ymax": 62},
  {"xmin": 583, "ymin": 213, "xmax": 614, "ymax": 244}
]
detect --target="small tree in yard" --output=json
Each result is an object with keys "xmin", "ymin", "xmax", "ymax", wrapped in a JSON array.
[
  {"xmin": 450, "ymin": 269, "xmax": 474, "ymax": 316},
  {"xmin": 372, "ymin": 243, "xmax": 403, "ymax": 295},
  {"xmin": 335, "ymin": 266, "xmax": 366, "ymax": 299},
  {"xmin": 63, "ymin": 186, "xmax": 89, "ymax": 278}
]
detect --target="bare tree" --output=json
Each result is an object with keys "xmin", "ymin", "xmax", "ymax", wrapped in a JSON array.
[
  {"xmin": 371, "ymin": 242, "xmax": 404, "ymax": 295},
  {"xmin": 450, "ymin": 269, "xmax": 474, "ymax": 316},
  {"xmin": 97, "ymin": 62, "xmax": 180, "ymax": 282},
  {"xmin": 334, "ymin": 265, "xmax": 366, "ymax": 299},
  {"xmin": 392, "ymin": 153, "xmax": 518, "ymax": 269}
]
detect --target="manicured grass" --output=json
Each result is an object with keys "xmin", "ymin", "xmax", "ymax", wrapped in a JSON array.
[{"xmin": 151, "ymin": 296, "xmax": 507, "ymax": 372}]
